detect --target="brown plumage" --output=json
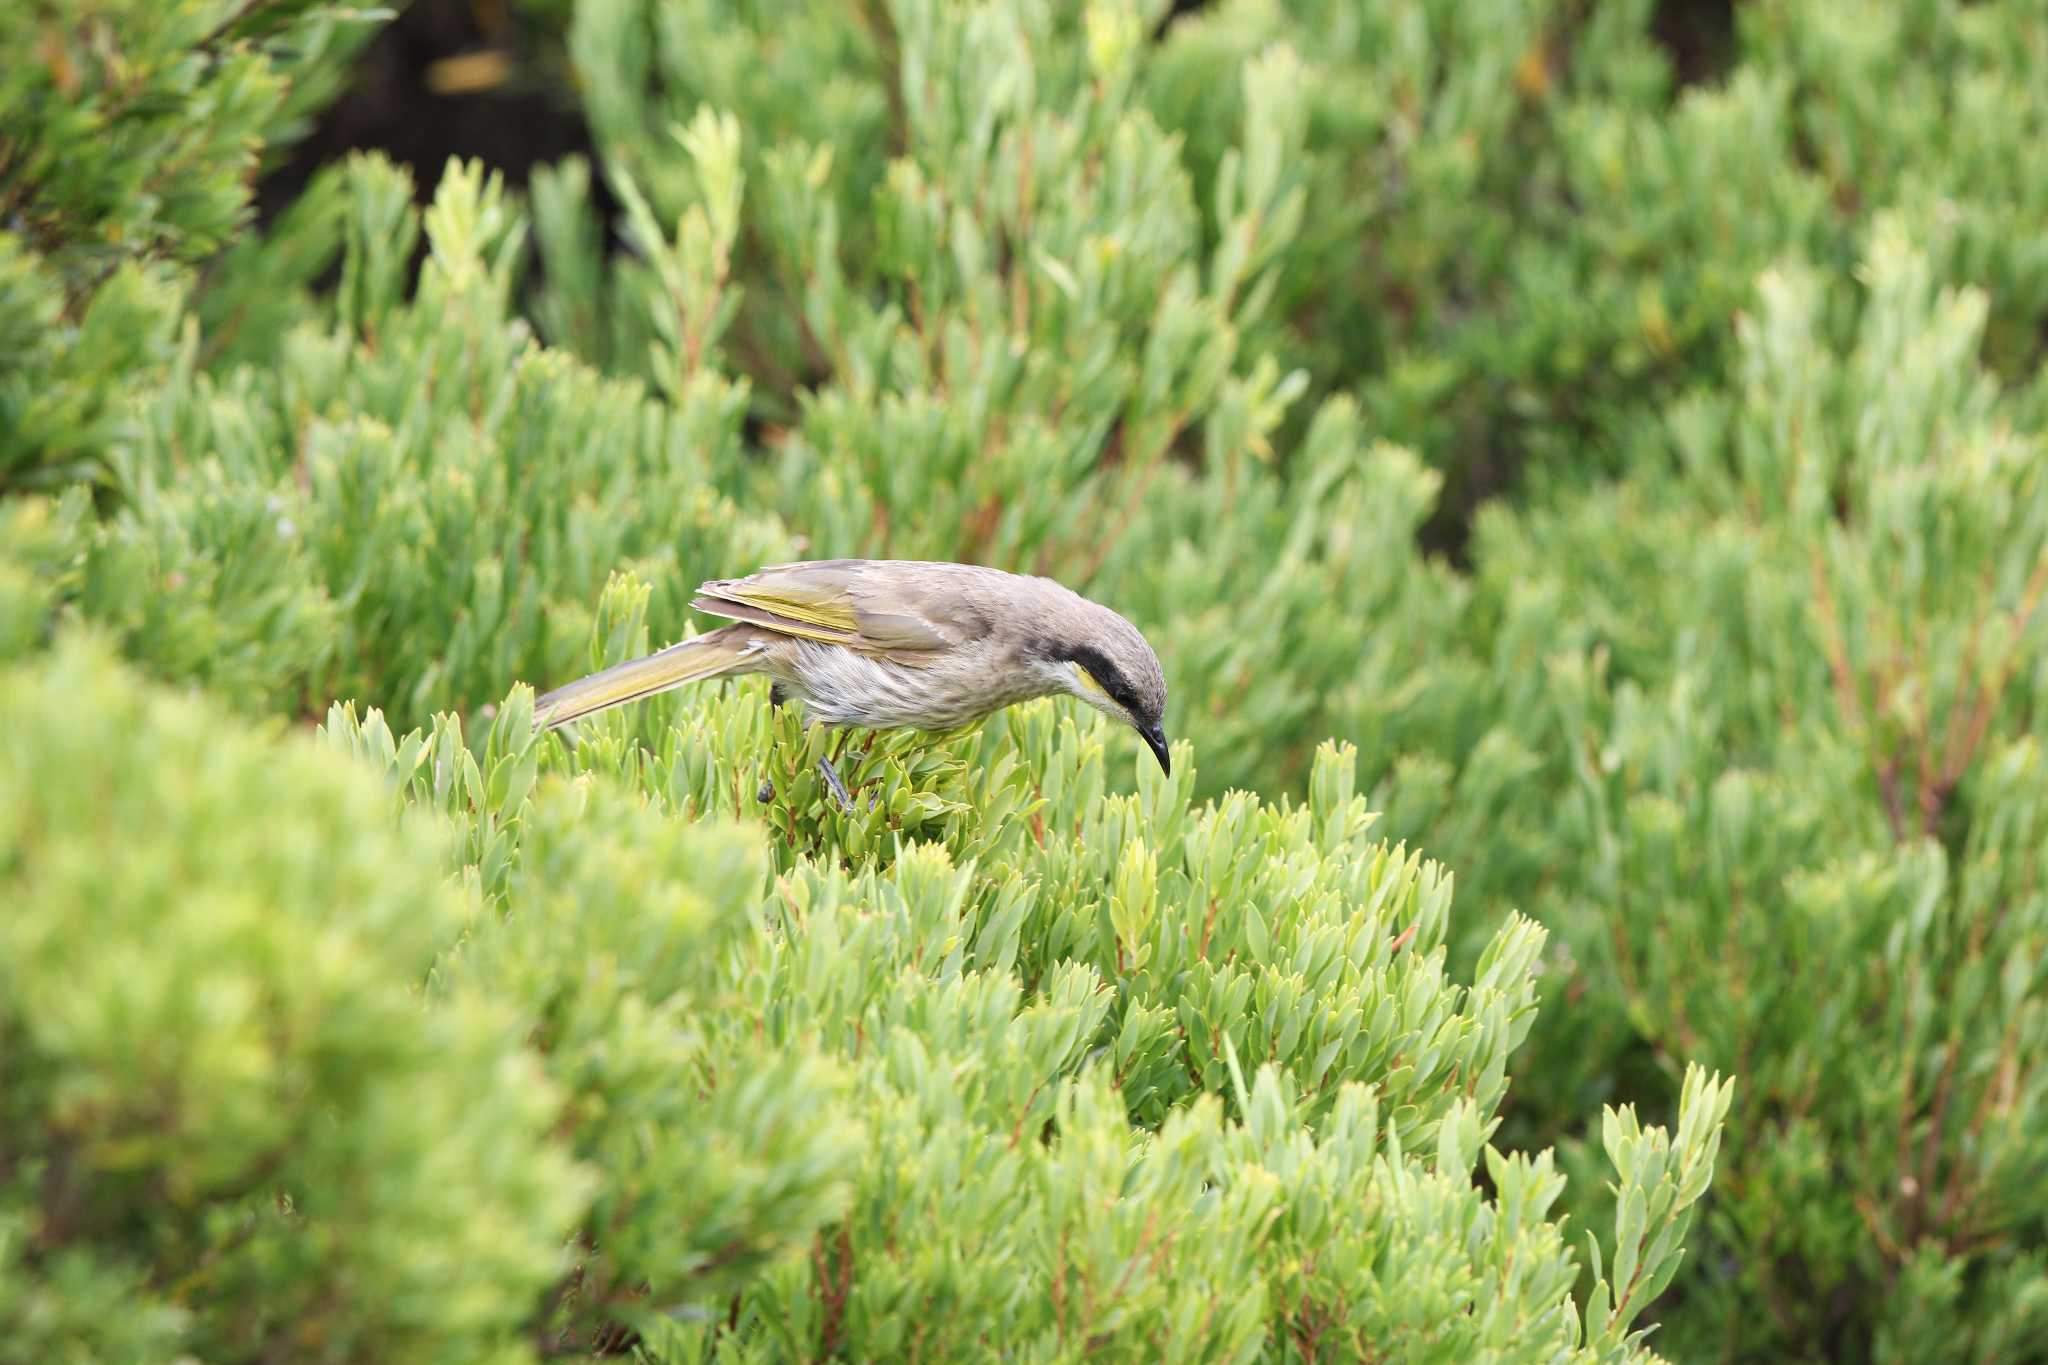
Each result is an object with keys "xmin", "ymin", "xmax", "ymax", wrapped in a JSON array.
[{"xmin": 532, "ymin": 560, "xmax": 1171, "ymax": 795}]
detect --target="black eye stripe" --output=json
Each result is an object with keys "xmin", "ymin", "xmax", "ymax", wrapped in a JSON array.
[
  {"xmin": 1040, "ymin": 638, "xmax": 1153, "ymax": 719},
  {"xmin": 1066, "ymin": 645, "xmax": 1135, "ymax": 710}
]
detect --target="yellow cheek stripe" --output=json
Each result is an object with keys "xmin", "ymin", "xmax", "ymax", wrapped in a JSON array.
[{"xmin": 1072, "ymin": 661, "xmax": 1112, "ymax": 700}]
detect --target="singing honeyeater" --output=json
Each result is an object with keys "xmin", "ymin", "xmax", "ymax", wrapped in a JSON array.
[{"xmin": 533, "ymin": 559, "xmax": 1170, "ymax": 804}]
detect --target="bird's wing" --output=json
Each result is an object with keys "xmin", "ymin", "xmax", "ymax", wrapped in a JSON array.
[{"xmin": 692, "ymin": 561, "xmax": 982, "ymax": 661}]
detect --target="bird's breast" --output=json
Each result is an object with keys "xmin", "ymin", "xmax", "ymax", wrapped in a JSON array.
[{"xmin": 776, "ymin": 640, "xmax": 1050, "ymax": 730}]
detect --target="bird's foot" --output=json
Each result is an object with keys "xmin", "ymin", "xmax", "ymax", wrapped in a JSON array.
[{"xmin": 818, "ymin": 755, "xmax": 856, "ymax": 813}]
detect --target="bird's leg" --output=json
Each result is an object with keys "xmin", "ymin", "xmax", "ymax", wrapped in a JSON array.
[
  {"xmin": 818, "ymin": 755, "xmax": 855, "ymax": 812},
  {"xmin": 758, "ymin": 683, "xmax": 790, "ymax": 803},
  {"xmin": 814, "ymin": 724, "xmax": 856, "ymax": 813}
]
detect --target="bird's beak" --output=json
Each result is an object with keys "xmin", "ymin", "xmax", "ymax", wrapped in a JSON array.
[{"xmin": 1141, "ymin": 723, "xmax": 1170, "ymax": 776}]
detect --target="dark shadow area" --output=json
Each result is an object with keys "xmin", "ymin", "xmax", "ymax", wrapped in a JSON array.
[
  {"xmin": 255, "ymin": 0, "xmax": 610, "ymax": 230},
  {"xmin": 1649, "ymin": 0, "xmax": 1738, "ymax": 89},
  {"xmin": 1151, "ymin": 0, "xmax": 1212, "ymax": 41}
]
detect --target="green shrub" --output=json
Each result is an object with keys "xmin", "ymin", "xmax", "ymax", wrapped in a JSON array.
[
  {"xmin": 1140, "ymin": 6, "xmax": 2048, "ymax": 1349},
  {"xmin": 59, "ymin": 155, "xmax": 791, "ymax": 724},
  {"xmin": 0, "ymin": 630, "xmax": 585, "ymax": 1362},
  {"xmin": 317, "ymin": 634, "xmax": 1732, "ymax": 1359},
  {"xmin": 0, "ymin": 0, "xmax": 372, "ymax": 493},
  {"xmin": 1370, "ymin": 225, "xmax": 2048, "ymax": 1360},
  {"xmin": 1145, "ymin": 0, "xmax": 2048, "ymax": 508},
  {"xmin": 21, "ymin": 0, "xmax": 2048, "ymax": 1356}
]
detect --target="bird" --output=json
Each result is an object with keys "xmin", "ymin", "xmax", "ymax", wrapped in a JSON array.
[{"xmin": 532, "ymin": 559, "xmax": 1170, "ymax": 807}]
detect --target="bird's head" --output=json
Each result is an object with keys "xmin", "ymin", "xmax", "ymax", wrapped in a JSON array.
[{"xmin": 1042, "ymin": 602, "xmax": 1171, "ymax": 775}]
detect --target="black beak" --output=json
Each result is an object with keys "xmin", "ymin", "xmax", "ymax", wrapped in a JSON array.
[{"xmin": 1141, "ymin": 723, "xmax": 1171, "ymax": 776}]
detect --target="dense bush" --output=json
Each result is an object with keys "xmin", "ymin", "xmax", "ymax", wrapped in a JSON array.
[
  {"xmin": 1146, "ymin": 0, "xmax": 2048, "ymax": 516},
  {"xmin": 1404, "ymin": 228, "xmax": 2048, "ymax": 1360},
  {"xmin": 312, "ymin": 633, "xmax": 1733, "ymax": 1359},
  {"xmin": 0, "ymin": 0, "xmax": 372, "ymax": 493},
  {"xmin": 7, "ymin": 0, "xmax": 2047, "ymax": 1358},
  {"xmin": 0, "ymin": 624, "xmax": 583, "ymax": 1360},
  {"xmin": 3, "ymin": 507, "xmax": 1731, "ymax": 1359}
]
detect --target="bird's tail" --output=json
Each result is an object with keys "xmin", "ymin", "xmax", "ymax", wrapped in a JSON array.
[{"xmin": 534, "ymin": 625, "xmax": 760, "ymax": 730}]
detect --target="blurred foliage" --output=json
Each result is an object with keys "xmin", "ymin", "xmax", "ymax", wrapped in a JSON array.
[
  {"xmin": 0, "ymin": 0, "xmax": 376, "ymax": 493},
  {"xmin": 8, "ymin": 0, "xmax": 2048, "ymax": 1358},
  {"xmin": 0, "ymin": 627, "xmax": 584, "ymax": 1362}
]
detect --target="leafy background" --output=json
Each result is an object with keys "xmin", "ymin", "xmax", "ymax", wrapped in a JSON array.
[{"xmin": 3, "ymin": 0, "xmax": 2044, "ymax": 1360}]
